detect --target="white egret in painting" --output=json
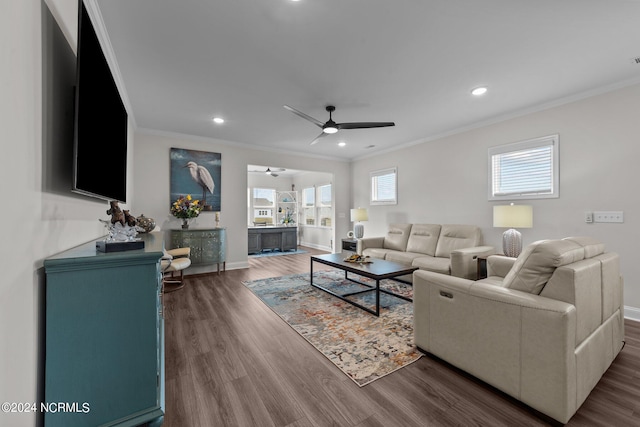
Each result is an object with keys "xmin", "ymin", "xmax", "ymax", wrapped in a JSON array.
[{"xmin": 184, "ymin": 161, "xmax": 214, "ymax": 207}]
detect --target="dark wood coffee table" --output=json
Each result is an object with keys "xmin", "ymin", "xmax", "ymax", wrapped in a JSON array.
[{"xmin": 310, "ymin": 253, "xmax": 418, "ymax": 316}]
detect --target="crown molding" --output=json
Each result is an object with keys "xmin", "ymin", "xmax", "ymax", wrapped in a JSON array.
[
  {"xmin": 136, "ymin": 127, "xmax": 350, "ymax": 163},
  {"xmin": 83, "ymin": 0, "xmax": 137, "ymax": 128},
  {"xmin": 353, "ymin": 76, "xmax": 640, "ymax": 162}
]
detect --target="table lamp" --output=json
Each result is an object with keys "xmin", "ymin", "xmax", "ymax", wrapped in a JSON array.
[
  {"xmin": 493, "ymin": 204, "xmax": 533, "ymax": 257},
  {"xmin": 350, "ymin": 208, "xmax": 369, "ymax": 238}
]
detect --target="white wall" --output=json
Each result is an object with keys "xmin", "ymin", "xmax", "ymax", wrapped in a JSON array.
[
  {"xmin": 248, "ymin": 172, "xmax": 294, "ymax": 196},
  {"xmin": 1, "ymin": 1, "xmax": 136, "ymax": 426},
  {"xmin": 133, "ymin": 130, "xmax": 350, "ymax": 271},
  {"xmin": 352, "ymin": 83, "xmax": 640, "ymax": 319},
  {"xmin": 295, "ymin": 171, "xmax": 334, "ymax": 251}
]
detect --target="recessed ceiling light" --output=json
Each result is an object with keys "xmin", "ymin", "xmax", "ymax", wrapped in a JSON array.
[
  {"xmin": 212, "ymin": 117, "xmax": 224, "ymax": 124},
  {"xmin": 471, "ymin": 86, "xmax": 488, "ymax": 96},
  {"xmin": 337, "ymin": 141, "xmax": 346, "ymax": 147}
]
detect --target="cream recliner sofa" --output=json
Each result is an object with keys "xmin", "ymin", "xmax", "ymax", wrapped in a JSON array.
[
  {"xmin": 413, "ymin": 237, "xmax": 624, "ymax": 424},
  {"xmin": 357, "ymin": 223, "xmax": 494, "ymax": 281}
]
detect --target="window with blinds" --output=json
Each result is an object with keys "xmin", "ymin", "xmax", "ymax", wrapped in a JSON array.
[
  {"xmin": 302, "ymin": 187, "xmax": 316, "ymax": 225},
  {"xmin": 489, "ymin": 135, "xmax": 559, "ymax": 200},
  {"xmin": 370, "ymin": 167, "xmax": 397, "ymax": 205},
  {"xmin": 318, "ymin": 184, "xmax": 332, "ymax": 227}
]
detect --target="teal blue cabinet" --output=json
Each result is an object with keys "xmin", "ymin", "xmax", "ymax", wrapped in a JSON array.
[
  {"xmin": 170, "ymin": 228, "xmax": 226, "ymax": 273},
  {"xmin": 43, "ymin": 233, "xmax": 164, "ymax": 427}
]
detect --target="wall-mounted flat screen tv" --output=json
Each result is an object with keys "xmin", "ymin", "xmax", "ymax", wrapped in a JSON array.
[{"xmin": 72, "ymin": 1, "xmax": 128, "ymax": 203}]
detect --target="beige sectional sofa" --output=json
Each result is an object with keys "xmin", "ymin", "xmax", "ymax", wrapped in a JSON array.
[
  {"xmin": 357, "ymin": 223, "xmax": 495, "ymax": 280},
  {"xmin": 413, "ymin": 237, "xmax": 624, "ymax": 424}
]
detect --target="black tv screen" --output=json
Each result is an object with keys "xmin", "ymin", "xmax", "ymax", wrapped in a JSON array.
[{"xmin": 72, "ymin": 1, "xmax": 128, "ymax": 203}]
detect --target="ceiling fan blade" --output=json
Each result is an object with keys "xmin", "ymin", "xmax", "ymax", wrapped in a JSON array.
[
  {"xmin": 337, "ymin": 122, "xmax": 395, "ymax": 130},
  {"xmin": 310, "ymin": 132, "xmax": 328, "ymax": 145},
  {"xmin": 284, "ymin": 105, "xmax": 324, "ymax": 128},
  {"xmin": 271, "ymin": 173, "xmax": 279, "ymax": 177}
]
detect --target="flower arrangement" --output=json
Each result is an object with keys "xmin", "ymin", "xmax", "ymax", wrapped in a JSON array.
[
  {"xmin": 171, "ymin": 195, "xmax": 202, "ymax": 219},
  {"xmin": 281, "ymin": 209, "xmax": 295, "ymax": 225}
]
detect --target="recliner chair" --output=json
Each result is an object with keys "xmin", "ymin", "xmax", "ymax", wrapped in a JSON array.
[{"xmin": 413, "ymin": 237, "xmax": 624, "ymax": 424}]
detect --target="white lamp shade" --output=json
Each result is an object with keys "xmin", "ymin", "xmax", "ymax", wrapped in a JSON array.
[
  {"xmin": 493, "ymin": 205, "xmax": 533, "ymax": 228},
  {"xmin": 350, "ymin": 208, "xmax": 368, "ymax": 222}
]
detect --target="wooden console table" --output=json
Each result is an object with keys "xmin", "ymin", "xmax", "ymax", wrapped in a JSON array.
[
  {"xmin": 170, "ymin": 228, "xmax": 227, "ymax": 274},
  {"xmin": 248, "ymin": 226, "xmax": 297, "ymax": 254}
]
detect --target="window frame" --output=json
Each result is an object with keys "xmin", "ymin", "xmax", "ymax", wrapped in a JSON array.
[
  {"xmin": 370, "ymin": 167, "xmax": 397, "ymax": 206},
  {"xmin": 302, "ymin": 186, "xmax": 316, "ymax": 226},
  {"xmin": 250, "ymin": 187, "xmax": 276, "ymax": 224},
  {"xmin": 317, "ymin": 183, "xmax": 332, "ymax": 227},
  {"xmin": 252, "ymin": 187, "xmax": 276, "ymax": 208},
  {"xmin": 488, "ymin": 134, "xmax": 559, "ymax": 201}
]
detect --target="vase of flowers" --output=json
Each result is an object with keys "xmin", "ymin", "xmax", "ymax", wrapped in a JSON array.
[
  {"xmin": 171, "ymin": 195, "xmax": 202, "ymax": 229},
  {"xmin": 281, "ymin": 209, "xmax": 295, "ymax": 226}
]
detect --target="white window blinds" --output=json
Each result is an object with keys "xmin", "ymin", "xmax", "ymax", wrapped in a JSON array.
[
  {"xmin": 370, "ymin": 167, "xmax": 397, "ymax": 205},
  {"xmin": 489, "ymin": 135, "xmax": 559, "ymax": 200}
]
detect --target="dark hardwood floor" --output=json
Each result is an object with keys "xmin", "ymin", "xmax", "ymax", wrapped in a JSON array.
[{"xmin": 162, "ymin": 247, "xmax": 640, "ymax": 426}]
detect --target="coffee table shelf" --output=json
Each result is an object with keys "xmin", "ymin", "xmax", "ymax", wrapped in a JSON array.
[{"xmin": 310, "ymin": 253, "xmax": 418, "ymax": 316}]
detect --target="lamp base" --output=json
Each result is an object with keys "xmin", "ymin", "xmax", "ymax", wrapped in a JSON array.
[
  {"xmin": 502, "ymin": 228, "xmax": 522, "ymax": 258},
  {"xmin": 354, "ymin": 223, "xmax": 364, "ymax": 239}
]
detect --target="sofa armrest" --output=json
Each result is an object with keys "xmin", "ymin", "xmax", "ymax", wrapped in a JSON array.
[
  {"xmin": 486, "ymin": 254, "xmax": 516, "ymax": 278},
  {"xmin": 357, "ymin": 237, "xmax": 385, "ymax": 254},
  {"xmin": 450, "ymin": 245, "xmax": 496, "ymax": 279},
  {"xmin": 413, "ymin": 269, "xmax": 578, "ymax": 423}
]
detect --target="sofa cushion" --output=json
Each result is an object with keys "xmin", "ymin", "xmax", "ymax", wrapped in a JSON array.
[
  {"xmin": 503, "ymin": 239, "xmax": 585, "ymax": 294},
  {"xmin": 386, "ymin": 251, "xmax": 426, "ymax": 265},
  {"xmin": 434, "ymin": 224, "xmax": 482, "ymax": 258},
  {"xmin": 412, "ymin": 256, "xmax": 451, "ymax": 275},
  {"xmin": 383, "ymin": 223, "xmax": 413, "ymax": 251},
  {"xmin": 406, "ymin": 224, "xmax": 441, "ymax": 256},
  {"xmin": 362, "ymin": 248, "xmax": 392, "ymax": 260}
]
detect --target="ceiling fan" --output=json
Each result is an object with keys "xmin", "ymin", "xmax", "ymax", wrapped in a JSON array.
[
  {"xmin": 284, "ymin": 105, "xmax": 395, "ymax": 145},
  {"xmin": 249, "ymin": 167, "xmax": 285, "ymax": 177}
]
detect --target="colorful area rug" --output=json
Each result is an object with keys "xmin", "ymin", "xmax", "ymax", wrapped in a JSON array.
[{"xmin": 242, "ymin": 270, "xmax": 422, "ymax": 386}]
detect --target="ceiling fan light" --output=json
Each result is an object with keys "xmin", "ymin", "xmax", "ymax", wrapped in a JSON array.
[
  {"xmin": 323, "ymin": 126, "xmax": 338, "ymax": 134},
  {"xmin": 471, "ymin": 86, "xmax": 488, "ymax": 96},
  {"xmin": 265, "ymin": 168, "xmax": 272, "ymax": 175}
]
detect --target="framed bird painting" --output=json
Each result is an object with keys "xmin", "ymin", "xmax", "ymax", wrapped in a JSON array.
[{"xmin": 170, "ymin": 148, "xmax": 221, "ymax": 212}]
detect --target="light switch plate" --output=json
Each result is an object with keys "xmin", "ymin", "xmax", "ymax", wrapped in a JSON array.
[
  {"xmin": 585, "ymin": 211, "xmax": 593, "ymax": 223},
  {"xmin": 593, "ymin": 211, "xmax": 624, "ymax": 223}
]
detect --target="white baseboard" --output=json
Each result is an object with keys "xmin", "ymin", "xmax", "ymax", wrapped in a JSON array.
[
  {"xmin": 226, "ymin": 261, "xmax": 250, "ymax": 270},
  {"xmin": 624, "ymin": 305, "xmax": 640, "ymax": 322},
  {"xmin": 299, "ymin": 241, "xmax": 332, "ymax": 252},
  {"xmin": 185, "ymin": 260, "xmax": 249, "ymax": 276}
]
